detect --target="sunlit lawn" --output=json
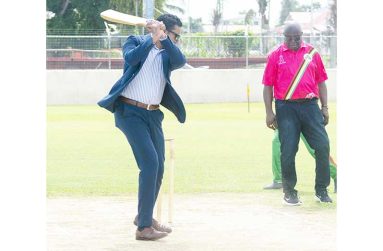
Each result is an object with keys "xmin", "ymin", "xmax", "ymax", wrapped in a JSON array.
[{"xmin": 47, "ymin": 102, "xmax": 337, "ymax": 204}]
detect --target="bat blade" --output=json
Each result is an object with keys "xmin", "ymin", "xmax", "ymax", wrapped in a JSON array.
[{"xmin": 100, "ymin": 9, "xmax": 147, "ymax": 26}]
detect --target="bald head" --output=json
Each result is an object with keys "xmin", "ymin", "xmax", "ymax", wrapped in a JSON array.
[
  {"xmin": 283, "ymin": 22, "xmax": 303, "ymax": 51},
  {"xmin": 283, "ymin": 22, "xmax": 302, "ymax": 35}
]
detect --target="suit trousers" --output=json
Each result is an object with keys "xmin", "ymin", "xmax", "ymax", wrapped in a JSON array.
[
  {"xmin": 275, "ymin": 99, "xmax": 330, "ymax": 194},
  {"xmin": 114, "ymin": 100, "xmax": 165, "ymax": 228}
]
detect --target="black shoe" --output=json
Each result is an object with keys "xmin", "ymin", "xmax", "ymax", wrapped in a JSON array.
[
  {"xmin": 263, "ymin": 181, "xmax": 282, "ymax": 190},
  {"xmin": 315, "ymin": 190, "xmax": 333, "ymax": 203},
  {"xmin": 283, "ymin": 191, "xmax": 302, "ymax": 206},
  {"xmin": 334, "ymin": 179, "xmax": 337, "ymax": 193}
]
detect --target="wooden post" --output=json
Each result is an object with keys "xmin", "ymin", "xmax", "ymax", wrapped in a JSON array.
[
  {"xmin": 168, "ymin": 139, "xmax": 175, "ymax": 224},
  {"xmin": 156, "ymin": 138, "xmax": 175, "ymax": 224},
  {"xmin": 156, "ymin": 189, "xmax": 162, "ymax": 221}
]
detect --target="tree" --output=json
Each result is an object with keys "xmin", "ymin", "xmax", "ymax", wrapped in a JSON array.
[
  {"xmin": 211, "ymin": 0, "xmax": 223, "ymax": 33},
  {"xmin": 46, "ymin": 0, "xmax": 82, "ymax": 33},
  {"xmin": 74, "ymin": 1, "xmax": 111, "ymax": 32},
  {"xmin": 327, "ymin": 0, "xmax": 337, "ymax": 67},
  {"xmin": 164, "ymin": 3, "xmax": 185, "ymax": 15},
  {"xmin": 108, "ymin": 0, "xmax": 169, "ymax": 18},
  {"xmin": 46, "ymin": 0, "xmax": 168, "ymax": 34},
  {"xmin": 186, "ymin": 17, "xmax": 203, "ymax": 33},
  {"xmin": 279, "ymin": 0, "xmax": 299, "ymax": 25},
  {"xmin": 329, "ymin": 0, "xmax": 337, "ymax": 33},
  {"xmin": 257, "ymin": 0, "xmax": 269, "ymax": 29},
  {"xmin": 47, "ymin": 0, "xmax": 113, "ymax": 34},
  {"xmin": 295, "ymin": 2, "xmax": 321, "ymax": 12},
  {"xmin": 211, "ymin": 9, "xmax": 222, "ymax": 33},
  {"xmin": 244, "ymin": 9, "xmax": 256, "ymax": 25},
  {"xmin": 279, "ymin": 0, "xmax": 323, "ymax": 26},
  {"xmin": 109, "ymin": 0, "xmax": 141, "ymax": 16},
  {"xmin": 222, "ymin": 30, "xmax": 257, "ymax": 57}
]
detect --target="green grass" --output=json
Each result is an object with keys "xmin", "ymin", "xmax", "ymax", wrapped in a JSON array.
[{"xmin": 47, "ymin": 103, "xmax": 337, "ymax": 200}]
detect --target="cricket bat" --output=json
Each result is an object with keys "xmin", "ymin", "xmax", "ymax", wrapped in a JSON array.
[{"xmin": 100, "ymin": 9, "xmax": 147, "ymax": 26}]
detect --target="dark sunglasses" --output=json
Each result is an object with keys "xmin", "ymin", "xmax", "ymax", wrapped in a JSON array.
[
  {"xmin": 284, "ymin": 34, "xmax": 302, "ymax": 42},
  {"xmin": 168, "ymin": 30, "xmax": 181, "ymax": 41}
]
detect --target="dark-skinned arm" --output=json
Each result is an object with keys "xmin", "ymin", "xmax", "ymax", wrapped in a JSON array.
[
  {"xmin": 318, "ymin": 82, "xmax": 329, "ymax": 125},
  {"xmin": 263, "ymin": 85, "xmax": 277, "ymax": 130}
]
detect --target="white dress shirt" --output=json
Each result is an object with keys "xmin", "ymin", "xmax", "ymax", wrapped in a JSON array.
[{"xmin": 121, "ymin": 45, "xmax": 166, "ymax": 105}]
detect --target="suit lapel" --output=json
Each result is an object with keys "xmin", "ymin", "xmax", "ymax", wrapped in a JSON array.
[
  {"xmin": 161, "ymin": 51, "xmax": 170, "ymax": 83},
  {"xmin": 138, "ymin": 34, "xmax": 153, "ymax": 64}
]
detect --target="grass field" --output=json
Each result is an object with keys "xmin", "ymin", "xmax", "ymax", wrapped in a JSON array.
[{"xmin": 47, "ymin": 102, "xmax": 337, "ymax": 200}]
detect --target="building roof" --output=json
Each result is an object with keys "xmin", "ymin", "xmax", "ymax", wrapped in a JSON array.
[{"xmin": 275, "ymin": 8, "xmax": 331, "ymax": 34}]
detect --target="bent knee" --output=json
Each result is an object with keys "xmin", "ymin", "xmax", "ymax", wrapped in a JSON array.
[{"xmin": 314, "ymin": 142, "xmax": 329, "ymax": 154}]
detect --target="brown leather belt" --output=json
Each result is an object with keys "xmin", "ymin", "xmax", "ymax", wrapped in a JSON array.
[
  {"xmin": 119, "ymin": 96, "xmax": 160, "ymax": 111},
  {"xmin": 284, "ymin": 98, "xmax": 318, "ymax": 103}
]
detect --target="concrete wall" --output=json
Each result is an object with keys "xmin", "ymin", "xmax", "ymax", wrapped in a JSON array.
[{"xmin": 47, "ymin": 69, "xmax": 337, "ymax": 105}]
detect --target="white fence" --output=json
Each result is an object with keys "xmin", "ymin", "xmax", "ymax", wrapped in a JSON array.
[
  {"xmin": 46, "ymin": 69, "xmax": 337, "ymax": 105},
  {"xmin": 46, "ymin": 35, "xmax": 337, "ymax": 69}
]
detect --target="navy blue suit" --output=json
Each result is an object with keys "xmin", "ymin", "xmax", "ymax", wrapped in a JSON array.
[
  {"xmin": 98, "ymin": 34, "xmax": 186, "ymax": 228},
  {"xmin": 98, "ymin": 34, "xmax": 186, "ymax": 123}
]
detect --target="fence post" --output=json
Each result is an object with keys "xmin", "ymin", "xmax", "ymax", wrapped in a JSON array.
[
  {"xmin": 104, "ymin": 22, "xmax": 112, "ymax": 69},
  {"xmin": 259, "ymin": 16, "xmax": 263, "ymax": 55},
  {"xmin": 108, "ymin": 35, "xmax": 111, "ymax": 69},
  {"xmin": 245, "ymin": 25, "xmax": 249, "ymax": 68},
  {"xmin": 330, "ymin": 35, "xmax": 337, "ymax": 68}
]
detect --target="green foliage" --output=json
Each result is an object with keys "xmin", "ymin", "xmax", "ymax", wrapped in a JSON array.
[
  {"xmin": 164, "ymin": 3, "xmax": 185, "ymax": 15},
  {"xmin": 244, "ymin": 9, "xmax": 256, "ymax": 25},
  {"xmin": 46, "ymin": 0, "xmax": 168, "ymax": 35},
  {"xmin": 296, "ymin": 2, "xmax": 321, "ymax": 12},
  {"xmin": 180, "ymin": 34, "xmax": 217, "ymax": 57},
  {"xmin": 185, "ymin": 17, "xmax": 203, "ymax": 33},
  {"xmin": 221, "ymin": 31, "xmax": 258, "ymax": 58},
  {"xmin": 47, "ymin": 0, "xmax": 110, "ymax": 35},
  {"xmin": 180, "ymin": 31, "xmax": 260, "ymax": 58},
  {"xmin": 109, "ymin": 0, "xmax": 141, "ymax": 15},
  {"xmin": 222, "ymin": 31, "xmax": 247, "ymax": 57}
]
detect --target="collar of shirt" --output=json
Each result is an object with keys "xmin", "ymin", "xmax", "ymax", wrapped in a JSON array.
[
  {"xmin": 281, "ymin": 41, "xmax": 308, "ymax": 52},
  {"xmin": 153, "ymin": 45, "xmax": 164, "ymax": 53}
]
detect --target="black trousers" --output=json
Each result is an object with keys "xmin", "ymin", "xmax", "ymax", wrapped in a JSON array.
[{"xmin": 275, "ymin": 99, "xmax": 330, "ymax": 194}]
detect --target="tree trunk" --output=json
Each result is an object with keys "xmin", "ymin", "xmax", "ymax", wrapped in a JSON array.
[{"xmin": 59, "ymin": 0, "xmax": 71, "ymax": 16}]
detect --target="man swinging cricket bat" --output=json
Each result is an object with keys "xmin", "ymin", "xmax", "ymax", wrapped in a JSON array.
[{"xmin": 98, "ymin": 10, "xmax": 186, "ymax": 241}]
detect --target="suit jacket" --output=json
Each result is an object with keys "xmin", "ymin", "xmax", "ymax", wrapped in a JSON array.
[{"xmin": 97, "ymin": 34, "xmax": 187, "ymax": 123}]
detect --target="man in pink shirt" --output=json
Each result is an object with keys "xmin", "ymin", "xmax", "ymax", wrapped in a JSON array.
[{"xmin": 262, "ymin": 22, "xmax": 332, "ymax": 205}]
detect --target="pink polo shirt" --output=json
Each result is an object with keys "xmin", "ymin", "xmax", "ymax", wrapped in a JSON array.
[{"xmin": 262, "ymin": 42, "xmax": 328, "ymax": 100}]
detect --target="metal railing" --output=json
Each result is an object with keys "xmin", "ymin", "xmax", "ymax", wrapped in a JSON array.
[{"xmin": 46, "ymin": 35, "xmax": 337, "ymax": 69}]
